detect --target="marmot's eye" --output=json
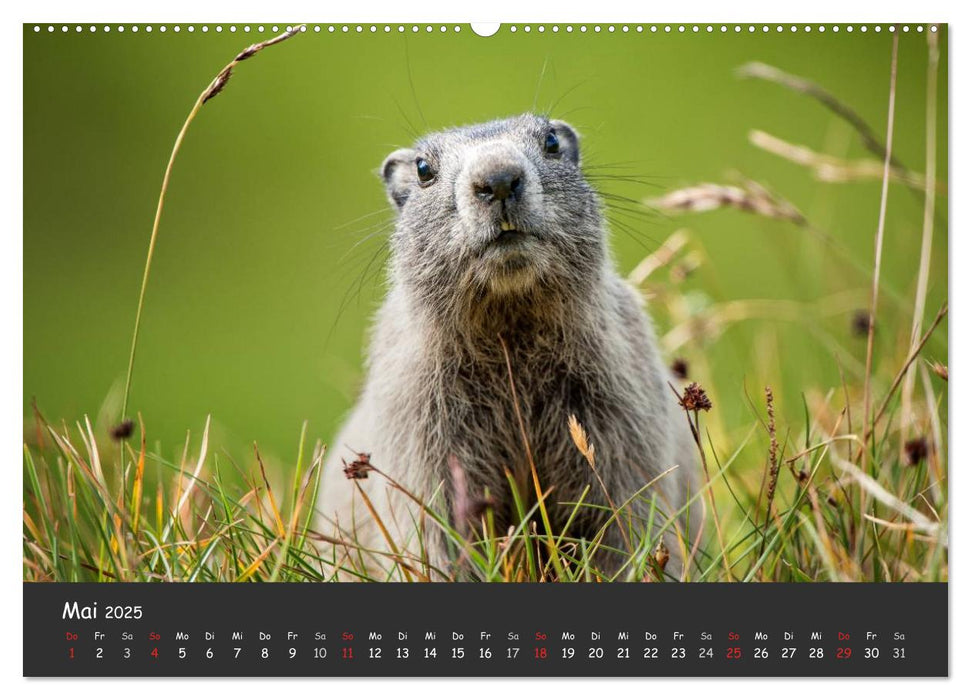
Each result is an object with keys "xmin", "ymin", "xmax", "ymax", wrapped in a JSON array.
[
  {"xmin": 543, "ymin": 130, "xmax": 560, "ymax": 154},
  {"xmin": 415, "ymin": 157, "xmax": 435, "ymax": 184}
]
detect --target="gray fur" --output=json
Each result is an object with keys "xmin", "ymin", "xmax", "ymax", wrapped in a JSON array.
[{"xmin": 318, "ymin": 114, "xmax": 696, "ymax": 579}]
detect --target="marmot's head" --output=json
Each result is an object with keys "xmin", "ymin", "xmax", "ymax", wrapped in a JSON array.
[{"xmin": 381, "ymin": 114, "xmax": 605, "ymax": 322}]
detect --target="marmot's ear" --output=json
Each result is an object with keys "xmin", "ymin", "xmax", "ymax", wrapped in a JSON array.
[
  {"xmin": 380, "ymin": 148, "xmax": 417, "ymax": 211},
  {"xmin": 550, "ymin": 120, "xmax": 581, "ymax": 165}
]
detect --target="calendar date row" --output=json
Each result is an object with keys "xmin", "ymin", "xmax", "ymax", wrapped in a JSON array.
[{"xmin": 65, "ymin": 643, "xmax": 910, "ymax": 662}]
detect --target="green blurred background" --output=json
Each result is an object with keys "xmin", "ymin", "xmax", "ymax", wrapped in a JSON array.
[{"xmin": 23, "ymin": 24, "xmax": 948, "ymax": 467}]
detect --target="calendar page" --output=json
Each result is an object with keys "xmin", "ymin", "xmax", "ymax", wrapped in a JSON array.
[{"xmin": 21, "ymin": 19, "xmax": 948, "ymax": 678}]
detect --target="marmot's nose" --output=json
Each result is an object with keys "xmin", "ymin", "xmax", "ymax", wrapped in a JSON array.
[{"xmin": 473, "ymin": 166, "xmax": 524, "ymax": 203}]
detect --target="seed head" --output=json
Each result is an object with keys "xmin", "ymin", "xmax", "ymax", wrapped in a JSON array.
[
  {"xmin": 679, "ymin": 382, "xmax": 712, "ymax": 413},
  {"xmin": 342, "ymin": 452, "xmax": 374, "ymax": 480},
  {"xmin": 110, "ymin": 419, "xmax": 134, "ymax": 441},
  {"xmin": 654, "ymin": 541, "xmax": 670, "ymax": 571},
  {"xmin": 567, "ymin": 414, "xmax": 596, "ymax": 468},
  {"xmin": 851, "ymin": 309, "xmax": 872, "ymax": 337},
  {"xmin": 648, "ymin": 181, "xmax": 805, "ymax": 226},
  {"xmin": 671, "ymin": 358, "xmax": 689, "ymax": 380},
  {"xmin": 904, "ymin": 437, "xmax": 929, "ymax": 466},
  {"xmin": 202, "ymin": 66, "xmax": 233, "ymax": 104}
]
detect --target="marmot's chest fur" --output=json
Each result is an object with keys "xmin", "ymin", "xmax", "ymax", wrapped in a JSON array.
[{"xmin": 377, "ymin": 339, "xmax": 611, "ymax": 530}]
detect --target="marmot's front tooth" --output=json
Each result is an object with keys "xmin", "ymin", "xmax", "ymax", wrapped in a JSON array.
[{"xmin": 500, "ymin": 220, "xmax": 515, "ymax": 231}]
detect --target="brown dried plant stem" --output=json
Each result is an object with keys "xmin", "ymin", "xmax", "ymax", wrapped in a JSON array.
[
  {"xmin": 671, "ymin": 383, "xmax": 731, "ymax": 580},
  {"xmin": 120, "ymin": 25, "xmax": 304, "ymax": 422},
  {"xmin": 862, "ymin": 34, "xmax": 899, "ymax": 456},
  {"xmin": 703, "ymin": 422, "xmax": 731, "ymax": 576},
  {"xmin": 693, "ymin": 411, "xmax": 731, "ymax": 580}
]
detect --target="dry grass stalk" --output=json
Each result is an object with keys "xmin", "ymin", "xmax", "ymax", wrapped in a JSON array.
[
  {"xmin": 253, "ymin": 443, "xmax": 285, "ymax": 538},
  {"xmin": 802, "ymin": 471, "xmax": 849, "ymax": 580},
  {"xmin": 661, "ymin": 292, "xmax": 866, "ymax": 354},
  {"xmin": 862, "ymin": 34, "xmax": 900, "ymax": 454},
  {"xmin": 129, "ymin": 420, "xmax": 146, "ymax": 536},
  {"xmin": 121, "ymin": 25, "xmax": 305, "ymax": 422},
  {"xmin": 166, "ymin": 416, "xmax": 210, "ymax": 542},
  {"xmin": 919, "ymin": 363, "xmax": 946, "ymax": 503},
  {"xmin": 748, "ymin": 130, "xmax": 936, "ymax": 192},
  {"xmin": 351, "ymin": 481, "xmax": 418, "ymax": 582},
  {"xmin": 648, "ymin": 181, "xmax": 805, "ymax": 225},
  {"xmin": 627, "ymin": 229, "xmax": 689, "ymax": 286},
  {"xmin": 737, "ymin": 61, "xmax": 905, "ymax": 172},
  {"xmin": 831, "ymin": 455, "xmax": 941, "ymax": 538},
  {"xmin": 866, "ymin": 303, "xmax": 947, "ymax": 446},
  {"xmin": 901, "ymin": 28, "xmax": 942, "ymax": 437},
  {"xmin": 565, "ymin": 415, "xmax": 633, "ymax": 554}
]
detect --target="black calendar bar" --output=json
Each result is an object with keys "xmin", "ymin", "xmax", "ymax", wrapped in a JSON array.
[{"xmin": 23, "ymin": 582, "xmax": 947, "ymax": 677}]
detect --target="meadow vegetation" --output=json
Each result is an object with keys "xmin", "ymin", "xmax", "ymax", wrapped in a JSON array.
[{"xmin": 23, "ymin": 28, "xmax": 947, "ymax": 584}]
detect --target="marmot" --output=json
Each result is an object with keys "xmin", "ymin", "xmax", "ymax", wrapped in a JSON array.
[{"xmin": 318, "ymin": 114, "xmax": 696, "ymax": 579}]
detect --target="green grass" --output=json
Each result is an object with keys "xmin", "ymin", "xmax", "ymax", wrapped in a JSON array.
[
  {"xmin": 22, "ymin": 297, "xmax": 948, "ymax": 583},
  {"xmin": 22, "ymin": 29, "xmax": 947, "ymax": 584}
]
